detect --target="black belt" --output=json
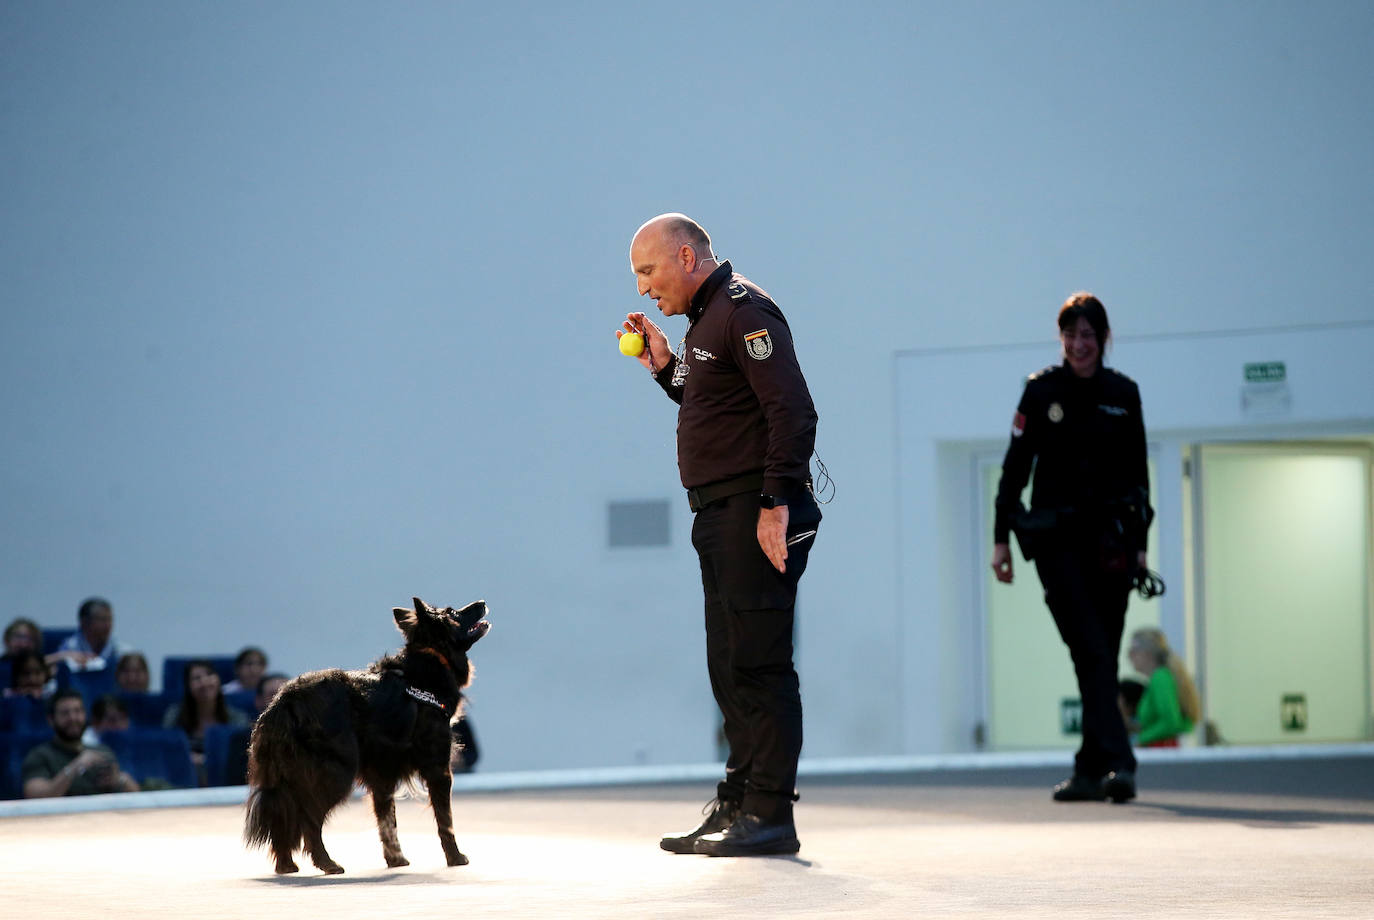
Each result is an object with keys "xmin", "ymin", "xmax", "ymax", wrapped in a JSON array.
[{"xmin": 686, "ymin": 473, "xmax": 764, "ymax": 512}]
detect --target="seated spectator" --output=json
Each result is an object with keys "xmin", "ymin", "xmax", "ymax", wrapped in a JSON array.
[
  {"xmin": 253, "ymin": 672, "xmax": 289, "ymax": 715},
  {"xmin": 5, "ymin": 650, "xmax": 54, "ymax": 699},
  {"xmin": 5, "ymin": 617, "xmax": 80, "ymax": 670},
  {"xmin": 82, "ymin": 693, "xmax": 133, "ymax": 745},
  {"xmin": 54, "ymin": 597, "xmax": 126, "ymax": 671},
  {"xmin": 223, "ymin": 646, "xmax": 268, "ymax": 694},
  {"xmin": 22, "ymin": 688, "xmax": 140, "ymax": 797},
  {"xmin": 4, "ymin": 616, "xmax": 44, "ymax": 660},
  {"xmin": 163, "ymin": 659, "xmax": 251, "ymax": 785},
  {"xmin": 1125, "ymin": 627, "xmax": 1201, "ymax": 747},
  {"xmin": 114, "ymin": 652, "xmax": 152, "ymax": 693},
  {"xmin": 91, "ymin": 694, "xmax": 132, "ymax": 733}
]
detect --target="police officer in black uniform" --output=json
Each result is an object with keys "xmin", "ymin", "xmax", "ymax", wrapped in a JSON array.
[
  {"xmin": 619, "ymin": 213, "xmax": 820, "ymax": 856},
  {"xmin": 991, "ymin": 292, "xmax": 1151, "ymax": 804}
]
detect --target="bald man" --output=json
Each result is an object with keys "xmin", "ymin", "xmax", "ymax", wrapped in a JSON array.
[{"xmin": 619, "ymin": 213, "xmax": 821, "ymax": 857}]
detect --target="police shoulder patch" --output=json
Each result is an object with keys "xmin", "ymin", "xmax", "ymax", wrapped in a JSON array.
[
  {"xmin": 727, "ymin": 281, "xmax": 750, "ymax": 302},
  {"xmin": 744, "ymin": 328, "xmax": 773, "ymax": 360}
]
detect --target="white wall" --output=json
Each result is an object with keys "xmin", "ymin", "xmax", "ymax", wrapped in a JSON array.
[{"xmin": 2, "ymin": 2, "xmax": 1372, "ymax": 770}]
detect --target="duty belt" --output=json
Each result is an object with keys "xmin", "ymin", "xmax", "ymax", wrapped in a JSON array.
[{"xmin": 686, "ymin": 472, "xmax": 764, "ymax": 512}]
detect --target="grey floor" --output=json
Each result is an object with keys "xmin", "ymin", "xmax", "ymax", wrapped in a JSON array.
[{"xmin": 2, "ymin": 756, "xmax": 1372, "ymax": 918}]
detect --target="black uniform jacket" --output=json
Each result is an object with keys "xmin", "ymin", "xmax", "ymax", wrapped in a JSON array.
[
  {"xmin": 654, "ymin": 261, "xmax": 817, "ymax": 499},
  {"xmin": 994, "ymin": 362, "xmax": 1149, "ymax": 546}
]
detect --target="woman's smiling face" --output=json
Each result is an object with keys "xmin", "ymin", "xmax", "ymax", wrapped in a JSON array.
[{"xmin": 1061, "ymin": 315, "xmax": 1101, "ymax": 377}]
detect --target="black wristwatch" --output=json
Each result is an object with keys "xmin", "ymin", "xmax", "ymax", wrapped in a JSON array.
[{"xmin": 759, "ymin": 493, "xmax": 787, "ymax": 509}]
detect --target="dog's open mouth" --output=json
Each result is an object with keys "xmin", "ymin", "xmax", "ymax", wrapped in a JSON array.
[{"xmin": 451, "ymin": 600, "xmax": 490, "ymax": 642}]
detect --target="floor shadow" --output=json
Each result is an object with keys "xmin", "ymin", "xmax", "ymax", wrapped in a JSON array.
[
  {"xmin": 254, "ymin": 870, "xmax": 456, "ymax": 886},
  {"xmin": 1131, "ymin": 799, "xmax": 1374, "ymax": 828}
]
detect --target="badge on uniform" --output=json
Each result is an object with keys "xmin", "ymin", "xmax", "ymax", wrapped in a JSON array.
[
  {"xmin": 744, "ymin": 328, "xmax": 773, "ymax": 360},
  {"xmin": 1011, "ymin": 411, "xmax": 1026, "ymax": 437},
  {"xmin": 728, "ymin": 281, "xmax": 749, "ymax": 301},
  {"xmin": 1048, "ymin": 402, "xmax": 1064, "ymax": 423}
]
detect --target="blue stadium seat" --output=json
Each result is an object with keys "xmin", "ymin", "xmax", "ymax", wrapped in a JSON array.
[
  {"xmin": 203, "ymin": 723, "xmax": 253, "ymax": 787},
  {"xmin": 98, "ymin": 729, "xmax": 196, "ymax": 790},
  {"xmin": 0, "ymin": 695, "xmax": 51, "ymax": 733},
  {"xmin": 224, "ymin": 689, "xmax": 257, "ymax": 717},
  {"xmin": 117, "ymin": 691, "xmax": 172, "ymax": 729},
  {"xmin": 162, "ymin": 656, "xmax": 237, "ymax": 699},
  {"xmin": 41, "ymin": 628, "xmax": 76, "ymax": 656},
  {"xmin": 66, "ymin": 667, "xmax": 117, "ymax": 708},
  {"xmin": 0, "ymin": 730, "xmax": 51, "ymax": 800},
  {"xmin": 51, "ymin": 659, "xmax": 73, "ymax": 691}
]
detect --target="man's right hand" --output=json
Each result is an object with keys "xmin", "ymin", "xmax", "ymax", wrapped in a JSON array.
[
  {"xmin": 991, "ymin": 543, "xmax": 1014, "ymax": 583},
  {"xmin": 620, "ymin": 312, "xmax": 672, "ymax": 374}
]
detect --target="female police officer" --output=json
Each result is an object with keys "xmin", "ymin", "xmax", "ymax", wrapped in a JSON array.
[{"xmin": 990, "ymin": 292, "xmax": 1151, "ymax": 803}]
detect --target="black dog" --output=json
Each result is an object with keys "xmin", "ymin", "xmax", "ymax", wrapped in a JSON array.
[{"xmin": 244, "ymin": 597, "xmax": 490, "ymax": 875}]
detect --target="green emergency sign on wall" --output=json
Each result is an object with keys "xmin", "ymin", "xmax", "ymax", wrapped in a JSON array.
[{"xmin": 1244, "ymin": 361, "xmax": 1287, "ymax": 383}]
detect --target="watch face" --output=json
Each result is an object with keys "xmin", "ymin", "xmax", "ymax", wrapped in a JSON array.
[{"xmin": 760, "ymin": 494, "xmax": 786, "ymax": 509}]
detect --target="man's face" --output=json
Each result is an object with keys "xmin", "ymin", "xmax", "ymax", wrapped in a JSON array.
[
  {"xmin": 52, "ymin": 697, "xmax": 88, "ymax": 744},
  {"xmin": 82, "ymin": 605, "xmax": 114, "ymax": 648},
  {"xmin": 630, "ymin": 227, "xmax": 701, "ymax": 317}
]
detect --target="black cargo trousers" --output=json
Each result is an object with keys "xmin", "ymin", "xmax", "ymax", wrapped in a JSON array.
[
  {"xmin": 1034, "ymin": 532, "xmax": 1137, "ymax": 780},
  {"xmin": 692, "ymin": 488, "xmax": 821, "ymax": 823}
]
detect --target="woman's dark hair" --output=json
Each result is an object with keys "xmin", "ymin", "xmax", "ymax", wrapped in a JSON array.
[
  {"xmin": 234, "ymin": 646, "xmax": 267, "ymax": 668},
  {"xmin": 9, "ymin": 650, "xmax": 48, "ymax": 689},
  {"xmin": 4, "ymin": 616, "xmax": 42, "ymax": 648},
  {"xmin": 176, "ymin": 658, "xmax": 229, "ymax": 732},
  {"xmin": 1058, "ymin": 291, "xmax": 1111, "ymax": 365},
  {"xmin": 92, "ymin": 693, "xmax": 128, "ymax": 725},
  {"xmin": 116, "ymin": 651, "xmax": 149, "ymax": 674}
]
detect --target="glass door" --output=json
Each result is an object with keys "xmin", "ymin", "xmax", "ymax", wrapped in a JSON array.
[{"xmin": 1196, "ymin": 444, "xmax": 1372, "ymax": 744}]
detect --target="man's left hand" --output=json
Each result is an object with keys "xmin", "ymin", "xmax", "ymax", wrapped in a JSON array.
[{"xmin": 758, "ymin": 505, "xmax": 789, "ymax": 573}]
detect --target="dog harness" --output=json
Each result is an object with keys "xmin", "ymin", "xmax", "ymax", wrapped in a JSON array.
[{"xmin": 405, "ymin": 685, "xmax": 454, "ymax": 716}]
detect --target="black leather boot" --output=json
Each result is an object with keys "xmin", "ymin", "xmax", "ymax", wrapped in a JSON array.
[
  {"xmin": 694, "ymin": 813, "xmax": 800, "ymax": 857},
  {"xmin": 660, "ymin": 797, "xmax": 740, "ymax": 854},
  {"xmin": 1052, "ymin": 774, "xmax": 1107, "ymax": 802},
  {"xmin": 1102, "ymin": 770, "xmax": 1137, "ymax": 803}
]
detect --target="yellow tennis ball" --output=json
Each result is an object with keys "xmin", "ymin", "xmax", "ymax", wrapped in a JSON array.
[{"xmin": 619, "ymin": 332, "xmax": 645, "ymax": 357}]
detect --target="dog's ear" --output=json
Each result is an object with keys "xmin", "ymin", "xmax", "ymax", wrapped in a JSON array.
[
  {"xmin": 412, "ymin": 597, "xmax": 434, "ymax": 616},
  {"xmin": 393, "ymin": 607, "xmax": 418, "ymax": 634}
]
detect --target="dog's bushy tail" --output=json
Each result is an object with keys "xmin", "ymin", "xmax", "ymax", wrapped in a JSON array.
[
  {"xmin": 244, "ymin": 785, "xmax": 300, "ymax": 851},
  {"xmin": 243, "ymin": 676, "xmax": 357, "ymax": 856},
  {"xmin": 244, "ymin": 707, "xmax": 306, "ymax": 852}
]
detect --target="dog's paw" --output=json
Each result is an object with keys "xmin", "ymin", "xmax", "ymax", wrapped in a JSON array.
[
  {"xmin": 385, "ymin": 855, "xmax": 410, "ymax": 868},
  {"xmin": 447, "ymin": 851, "xmax": 469, "ymax": 867},
  {"xmin": 274, "ymin": 860, "xmax": 299, "ymax": 875}
]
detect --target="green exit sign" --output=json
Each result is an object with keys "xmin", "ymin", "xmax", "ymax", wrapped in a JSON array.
[{"xmin": 1244, "ymin": 361, "xmax": 1286, "ymax": 383}]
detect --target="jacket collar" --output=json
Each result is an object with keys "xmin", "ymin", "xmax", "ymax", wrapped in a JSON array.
[{"xmin": 687, "ymin": 260, "xmax": 732, "ymax": 324}]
